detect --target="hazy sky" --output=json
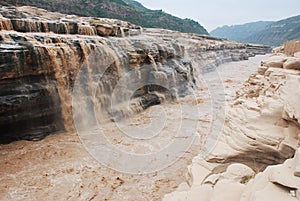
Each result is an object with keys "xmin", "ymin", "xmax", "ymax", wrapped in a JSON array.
[{"xmin": 136, "ymin": 0, "xmax": 300, "ymax": 32}]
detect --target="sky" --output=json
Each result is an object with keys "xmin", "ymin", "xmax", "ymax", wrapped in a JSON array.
[{"xmin": 136, "ymin": 0, "xmax": 300, "ymax": 32}]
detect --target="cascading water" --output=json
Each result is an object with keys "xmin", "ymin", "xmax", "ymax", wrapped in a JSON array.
[
  {"xmin": 0, "ymin": 6, "xmax": 271, "ymax": 144},
  {"xmin": 0, "ymin": 28, "xmax": 193, "ymax": 143}
]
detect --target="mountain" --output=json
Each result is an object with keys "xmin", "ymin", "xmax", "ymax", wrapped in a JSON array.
[
  {"xmin": 246, "ymin": 15, "xmax": 300, "ymax": 46},
  {"xmin": 1, "ymin": 0, "xmax": 208, "ymax": 35},
  {"xmin": 210, "ymin": 15, "xmax": 300, "ymax": 46},
  {"xmin": 210, "ymin": 21, "xmax": 273, "ymax": 41}
]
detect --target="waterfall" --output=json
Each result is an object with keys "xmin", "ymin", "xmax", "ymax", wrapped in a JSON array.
[
  {"xmin": 0, "ymin": 9, "xmax": 268, "ymax": 142},
  {"xmin": 0, "ymin": 17, "xmax": 12, "ymax": 31}
]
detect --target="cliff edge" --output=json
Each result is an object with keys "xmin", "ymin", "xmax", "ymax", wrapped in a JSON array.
[
  {"xmin": 164, "ymin": 40, "xmax": 300, "ymax": 201},
  {"xmin": 0, "ymin": 5, "xmax": 270, "ymax": 143}
]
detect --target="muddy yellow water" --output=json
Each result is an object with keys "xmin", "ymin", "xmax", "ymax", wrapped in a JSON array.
[{"xmin": 0, "ymin": 55, "xmax": 268, "ymax": 201}]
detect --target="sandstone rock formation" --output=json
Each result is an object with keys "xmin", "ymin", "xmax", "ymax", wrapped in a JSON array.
[
  {"xmin": 0, "ymin": 5, "xmax": 270, "ymax": 143},
  {"xmin": 0, "ymin": 6, "xmax": 142, "ymax": 37},
  {"xmin": 283, "ymin": 40, "xmax": 300, "ymax": 56},
  {"xmin": 164, "ymin": 41, "xmax": 300, "ymax": 201}
]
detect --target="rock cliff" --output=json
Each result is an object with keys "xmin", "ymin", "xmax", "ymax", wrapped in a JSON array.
[
  {"xmin": 0, "ymin": 6, "xmax": 270, "ymax": 143},
  {"xmin": 164, "ymin": 41, "xmax": 300, "ymax": 201},
  {"xmin": 1, "ymin": 0, "xmax": 209, "ymax": 35}
]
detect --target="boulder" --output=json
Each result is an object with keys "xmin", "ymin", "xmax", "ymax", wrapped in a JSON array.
[
  {"xmin": 258, "ymin": 66, "xmax": 268, "ymax": 75},
  {"xmin": 93, "ymin": 23, "xmax": 115, "ymax": 37},
  {"xmin": 284, "ymin": 58, "xmax": 300, "ymax": 70},
  {"xmin": 222, "ymin": 164, "xmax": 255, "ymax": 183},
  {"xmin": 269, "ymin": 159, "xmax": 300, "ymax": 190},
  {"xmin": 261, "ymin": 55, "xmax": 287, "ymax": 68}
]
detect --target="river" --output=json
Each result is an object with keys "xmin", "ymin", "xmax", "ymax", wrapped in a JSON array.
[{"xmin": 0, "ymin": 54, "xmax": 269, "ymax": 201}]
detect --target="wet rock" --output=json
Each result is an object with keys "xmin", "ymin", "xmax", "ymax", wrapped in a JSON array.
[
  {"xmin": 0, "ymin": 6, "xmax": 142, "ymax": 37},
  {"xmin": 91, "ymin": 22, "xmax": 115, "ymax": 37},
  {"xmin": 0, "ymin": 6, "xmax": 270, "ymax": 143},
  {"xmin": 77, "ymin": 24, "xmax": 96, "ymax": 35},
  {"xmin": 0, "ymin": 17, "xmax": 12, "ymax": 30},
  {"xmin": 11, "ymin": 19, "xmax": 41, "ymax": 33},
  {"xmin": 108, "ymin": 94, "xmax": 162, "ymax": 122}
]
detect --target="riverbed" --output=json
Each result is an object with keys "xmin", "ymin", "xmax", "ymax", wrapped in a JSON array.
[{"xmin": 0, "ymin": 54, "xmax": 269, "ymax": 201}]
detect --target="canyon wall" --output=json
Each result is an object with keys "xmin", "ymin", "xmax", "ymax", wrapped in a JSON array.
[
  {"xmin": 164, "ymin": 41, "xmax": 300, "ymax": 201},
  {"xmin": 0, "ymin": 6, "xmax": 271, "ymax": 143}
]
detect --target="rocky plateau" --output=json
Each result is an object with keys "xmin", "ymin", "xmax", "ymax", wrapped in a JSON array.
[{"xmin": 164, "ymin": 41, "xmax": 300, "ymax": 201}]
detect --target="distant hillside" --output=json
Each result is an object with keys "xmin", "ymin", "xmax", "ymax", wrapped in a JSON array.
[
  {"xmin": 1, "ymin": 0, "xmax": 208, "ymax": 35},
  {"xmin": 210, "ymin": 15, "xmax": 300, "ymax": 46},
  {"xmin": 246, "ymin": 15, "xmax": 300, "ymax": 46},
  {"xmin": 210, "ymin": 21, "xmax": 273, "ymax": 41}
]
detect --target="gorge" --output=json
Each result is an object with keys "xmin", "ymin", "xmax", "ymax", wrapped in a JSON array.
[
  {"xmin": 0, "ymin": 5, "xmax": 270, "ymax": 143},
  {"xmin": 164, "ymin": 40, "xmax": 300, "ymax": 201},
  {"xmin": 1, "ymin": 4, "xmax": 300, "ymax": 201}
]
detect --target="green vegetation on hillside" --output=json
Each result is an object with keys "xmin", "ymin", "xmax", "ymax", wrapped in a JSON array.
[
  {"xmin": 246, "ymin": 15, "xmax": 300, "ymax": 46},
  {"xmin": 210, "ymin": 21, "xmax": 273, "ymax": 41},
  {"xmin": 2, "ymin": 0, "xmax": 208, "ymax": 35},
  {"xmin": 210, "ymin": 15, "xmax": 300, "ymax": 46}
]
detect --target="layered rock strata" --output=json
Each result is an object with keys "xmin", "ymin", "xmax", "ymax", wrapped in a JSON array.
[
  {"xmin": 164, "ymin": 41, "xmax": 300, "ymax": 201},
  {"xmin": 0, "ymin": 6, "xmax": 270, "ymax": 143},
  {"xmin": 0, "ymin": 6, "xmax": 142, "ymax": 37}
]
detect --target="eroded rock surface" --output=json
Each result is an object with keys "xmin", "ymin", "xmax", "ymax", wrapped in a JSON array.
[
  {"xmin": 0, "ymin": 6, "xmax": 142, "ymax": 37},
  {"xmin": 164, "ymin": 41, "xmax": 300, "ymax": 201},
  {"xmin": 0, "ymin": 6, "xmax": 270, "ymax": 143},
  {"xmin": 0, "ymin": 5, "xmax": 275, "ymax": 201},
  {"xmin": 0, "ymin": 52, "xmax": 267, "ymax": 201}
]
